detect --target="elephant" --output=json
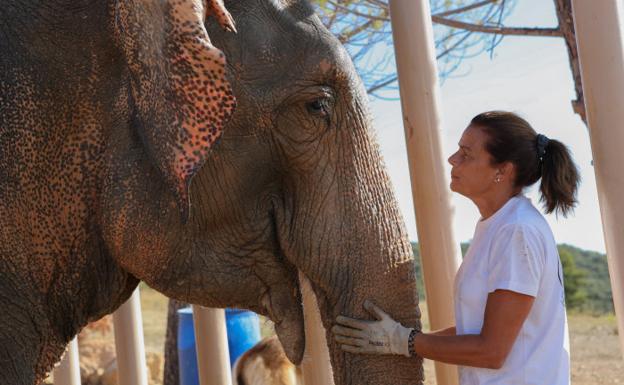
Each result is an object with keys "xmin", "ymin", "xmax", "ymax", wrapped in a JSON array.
[{"xmin": 0, "ymin": 0, "xmax": 423, "ymax": 384}]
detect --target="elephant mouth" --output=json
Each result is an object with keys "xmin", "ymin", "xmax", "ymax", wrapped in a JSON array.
[{"xmin": 260, "ymin": 283, "xmax": 305, "ymax": 365}]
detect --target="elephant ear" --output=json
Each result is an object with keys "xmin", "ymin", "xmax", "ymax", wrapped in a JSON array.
[{"xmin": 115, "ymin": 0, "xmax": 237, "ymax": 221}]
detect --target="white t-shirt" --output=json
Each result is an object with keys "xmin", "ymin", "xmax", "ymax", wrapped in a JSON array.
[{"xmin": 454, "ymin": 195, "xmax": 570, "ymax": 385}]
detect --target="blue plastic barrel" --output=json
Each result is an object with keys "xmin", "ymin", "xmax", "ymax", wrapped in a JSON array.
[
  {"xmin": 177, "ymin": 307, "xmax": 262, "ymax": 385},
  {"xmin": 177, "ymin": 308, "xmax": 199, "ymax": 385},
  {"xmin": 224, "ymin": 308, "xmax": 262, "ymax": 365}
]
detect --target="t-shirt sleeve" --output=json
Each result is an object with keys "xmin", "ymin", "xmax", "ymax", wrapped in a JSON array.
[{"xmin": 486, "ymin": 223, "xmax": 545, "ymax": 297}]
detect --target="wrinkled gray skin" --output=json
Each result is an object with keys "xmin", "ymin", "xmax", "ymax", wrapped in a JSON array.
[
  {"xmin": 172, "ymin": 1, "xmax": 424, "ymax": 382},
  {"xmin": 0, "ymin": 0, "xmax": 422, "ymax": 384}
]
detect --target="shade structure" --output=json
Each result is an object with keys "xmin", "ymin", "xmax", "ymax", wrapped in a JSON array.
[
  {"xmin": 299, "ymin": 272, "xmax": 335, "ymax": 385},
  {"xmin": 192, "ymin": 306, "xmax": 233, "ymax": 385},
  {"xmin": 53, "ymin": 337, "xmax": 81, "ymax": 385},
  {"xmin": 571, "ymin": 0, "xmax": 624, "ymax": 356},
  {"xmin": 388, "ymin": 0, "xmax": 462, "ymax": 384},
  {"xmin": 112, "ymin": 289, "xmax": 149, "ymax": 385}
]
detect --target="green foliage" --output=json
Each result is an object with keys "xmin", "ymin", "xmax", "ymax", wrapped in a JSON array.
[
  {"xmin": 411, "ymin": 242, "xmax": 614, "ymax": 314},
  {"xmin": 558, "ymin": 247, "xmax": 588, "ymax": 310},
  {"xmin": 558, "ymin": 244, "xmax": 614, "ymax": 314}
]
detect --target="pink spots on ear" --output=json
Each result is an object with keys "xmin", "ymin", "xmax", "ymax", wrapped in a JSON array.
[
  {"xmin": 166, "ymin": 0, "xmax": 237, "ymax": 219},
  {"xmin": 171, "ymin": 42, "xmax": 235, "ymax": 182},
  {"xmin": 118, "ymin": 0, "xmax": 237, "ymax": 221}
]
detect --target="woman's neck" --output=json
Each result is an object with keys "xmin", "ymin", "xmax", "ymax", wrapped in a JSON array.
[{"xmin": 473, "ymin": 189, "xmax": 520, "ymax": 220}]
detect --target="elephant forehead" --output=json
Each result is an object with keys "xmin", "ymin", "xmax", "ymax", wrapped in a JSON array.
[{"xmin": 215, "ymin": 0, "xmax": 348, "ymax": 78}]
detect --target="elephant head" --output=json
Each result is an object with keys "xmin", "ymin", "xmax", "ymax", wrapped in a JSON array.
[{"xmin": 106, "ymin": 1, "xmax": 423, "ymax": 384}]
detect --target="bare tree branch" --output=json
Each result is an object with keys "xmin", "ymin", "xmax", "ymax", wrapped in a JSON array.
[
  {"xmin": 316, "ymin": 0, "xmax": 586, "ymax": 125},
  {"xmin": 431, "ymin": 15, "xmax": 562, "ymax": 37},
  {"xmin": 349, "ymin": 0, "xmax": 503, "ymax": 18},
  {"xmin": 367, "ymin": 28, "xmax": 476, "ymax": 95},
  {"xmin": 317, "ymin": 0, "xmax": 557, "ymax": 97},
  {"xmin": 338, "ymin": 18, "xmax": 376, "ymax": 43},
  {"xmin": 338, "ymin": 9, "xmax": 388, "ymax": 43},
  {"xmin": 326, "ymin": 0, "xmax": 388, "ymax": 21},
  {"xmin": 437, "ymin": 31, "xmax": 475, "ymax": 60},
  {"xmin": 367, "ymin": 76, "xmax": 397, "ymax": 94},
  {"xmin": 325, "ymin": 7, "xmax": 339, "ymax": 30},
  {"xmin": 435, "ymin": 0, "xmax": 499, "ymax": 17},
  {"xmin": 365, "ymin": 0, "xmax": 389, "ymax": 10},
  {"xmin": 323, "ymin": 1, "xmax": 559, "ymax": 38}
]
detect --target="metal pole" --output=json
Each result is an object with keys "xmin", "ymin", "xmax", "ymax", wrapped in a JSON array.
[
  {"xmin": 53, "ymin": 337, "xmax": 81, "ymax": 385},
  {"xmin": 299, "ymin": 272, "xmax": 335, "ymax": 385},
  {"xmin": 192, "ymin": 306, "xmax": 233, "ymax": 385},
  {"xmin": 571, "ymin": 0, "xmax": 624, "ymax": 355},
  {"xmin": 112, "ymin": 288, "xmax": 149, "ymax": 385},
  {"xmin": 388, "ymin": 0, "xmax": 461, "ymax": 384}
]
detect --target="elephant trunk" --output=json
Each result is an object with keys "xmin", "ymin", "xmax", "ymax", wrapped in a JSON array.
[
  {"xmin": 324, "ymin": 158, "xmax": 423, "ymax": 385},
  {"xmin": 323, "ymin": 250, "xmax": 423, "ymax": 385},
  {"xmin": 278, "ymin": 117, "xmax": 424, "ymax": 384}
]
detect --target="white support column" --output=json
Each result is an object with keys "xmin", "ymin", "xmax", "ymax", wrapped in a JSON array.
[
  {"xmin": 571, "ymin": 0, "xmax": 624, "ymax": 355},
  {"xmin": 388, "ymin": 1, "xmax": 461, "ymax": 384},
  {"xmin": 53, "ymin": 337, "xmax": 81, "ymax": 385},
  {"xmin": 112, "ymin": 289, "xmax": 149, "ymax": 385},
  {"xmin": 192, "ymin": 306, "xmax": 233, "ymax": 385},
  {"xmin": 299, "ymin": 272, "xmax": 335, "ymax": 385}
]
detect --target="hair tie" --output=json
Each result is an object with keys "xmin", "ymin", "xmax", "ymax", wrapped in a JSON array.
[{"xmin": 536, "ymin": 134, "xmax": 550, "ymax": 161}]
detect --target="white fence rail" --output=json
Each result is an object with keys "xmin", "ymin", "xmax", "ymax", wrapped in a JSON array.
[
  {"xmin": 52, "ymin": 338, "xmax": 81, "ymax": 385},
  {"xmin": 51, "ymin": 285, "xmax": 335, "ymax": 385}
]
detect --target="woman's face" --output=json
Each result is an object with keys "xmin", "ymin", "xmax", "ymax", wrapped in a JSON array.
[{"xmin": 447, "ymin": 124, "xmax": 502, "ymax": 199}]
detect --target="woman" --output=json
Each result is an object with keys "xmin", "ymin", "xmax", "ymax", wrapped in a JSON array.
[{"xmin": 333, "ymin": 111, "xmax": 578, "ymax": 384}]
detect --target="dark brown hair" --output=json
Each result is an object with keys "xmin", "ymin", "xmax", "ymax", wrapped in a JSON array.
[{"xmin": 471, "ymin": 111, "xmax": 580, "ymax": 216}]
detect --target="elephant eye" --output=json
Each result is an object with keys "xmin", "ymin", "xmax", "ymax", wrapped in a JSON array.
[{"xmin": 306, "ymin": 98, "xmax": 332, "ymax": 118}]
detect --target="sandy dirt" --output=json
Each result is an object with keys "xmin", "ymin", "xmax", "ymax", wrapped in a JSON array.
[{"xmin": 420, "ymin": 307, "xmax": 623, "ymax": 384}]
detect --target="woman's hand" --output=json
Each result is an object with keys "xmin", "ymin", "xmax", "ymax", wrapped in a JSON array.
[{"xmin": 332, "ymin": 300, "xmax": 413, "ymax": 357}]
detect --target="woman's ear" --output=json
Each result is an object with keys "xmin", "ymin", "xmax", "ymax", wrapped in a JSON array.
[
  {"xmin": 499, "ymin": 162, "xmax": 516, "ymax": 182},
  {"xmin": 114, "ymin": 0, "xmax": 237, "ymax": 221}
]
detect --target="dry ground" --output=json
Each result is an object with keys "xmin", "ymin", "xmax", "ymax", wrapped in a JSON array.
[
  {"xmin": 419, "ymin": 307, "xmax": 623, "ymax": 384},
  {"xmin": 54, "ymin": 284, "xmax": 623, "ymax": 384}
]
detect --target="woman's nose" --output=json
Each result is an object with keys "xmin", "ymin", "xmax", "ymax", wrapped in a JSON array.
[{"xmin": 448, "ymin": 152, "xmax": 457, "ymax": 166}]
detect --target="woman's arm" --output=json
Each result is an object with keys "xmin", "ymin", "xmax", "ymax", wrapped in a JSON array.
[
  {"xmin": 333, "ymin": 290, "xmax": 534, "ymax": 369},
  {"xmin": 413, "ymin": 289, "xmax": 533, "ymax": 368}
]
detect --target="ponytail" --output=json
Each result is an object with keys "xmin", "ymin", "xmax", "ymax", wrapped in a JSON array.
[{"xmin": 539, "ymin": 139, "xmax": 580, "ymax": 217}]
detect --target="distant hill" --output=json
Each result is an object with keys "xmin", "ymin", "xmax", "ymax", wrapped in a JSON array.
[
  {"xmin": 558, "ymin": 244, "xmax": 613, "ymax": 313},
  {"xmin": 410, "ymin": 242, "xmax": 614, "ymax": 314}
]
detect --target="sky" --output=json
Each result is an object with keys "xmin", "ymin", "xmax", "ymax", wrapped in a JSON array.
[{"xmin": 368, "ymin": 0, "xmax": 607, "ymax": 253}]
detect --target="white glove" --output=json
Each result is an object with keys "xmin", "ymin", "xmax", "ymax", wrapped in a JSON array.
[{"xmin": 332, "ymin": 300, "xmax": 413, "ymax": 357}]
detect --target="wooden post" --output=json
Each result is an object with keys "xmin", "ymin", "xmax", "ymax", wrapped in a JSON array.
[
  {"xmin": 53, "ymin": 337, "xmax": 81, "ymax": 385},
  {"xmin": 571, "ymin": 0, "xmax": 624, "ymax": 355},
  {"xmin": 192, "ymin": 306, "xmax": 233, "ymax": 385},
  {"xmin": 112, "ymin": 289, "xmax": 149, "ymax": 385},
  {"xmin": 388, "ymin": 0, "xmax": 461, "ymax": 384},
  {"xmin": 299, "ymin": 272, "xmax": 335, "ymax": 385}
]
